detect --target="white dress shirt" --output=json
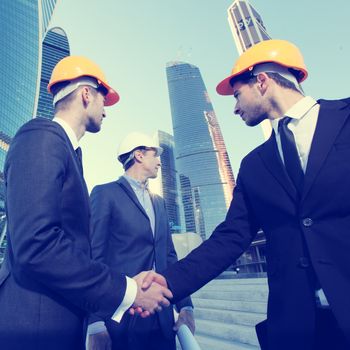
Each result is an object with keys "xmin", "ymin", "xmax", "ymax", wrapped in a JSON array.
[
  {"xmin": 271, "ymin": 96, "xmax": 319, "ymax": 172},
  {"xmin": 52, "ymin": 117, "xmax": 79, "ymax": 151}
]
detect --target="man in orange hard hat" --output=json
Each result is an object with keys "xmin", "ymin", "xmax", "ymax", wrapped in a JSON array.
[
  {"xmin": 0, "ymin": 56, "xmax": 172, "ymax": 350},
  {"xmin": 140, "ymin": 39, "xmax": 350, "ymax": 350}
]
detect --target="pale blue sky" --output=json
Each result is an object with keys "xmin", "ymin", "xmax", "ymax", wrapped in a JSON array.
[{"xmin": 50, "ymin": 0, "xmax": 349, "ymax": 191}]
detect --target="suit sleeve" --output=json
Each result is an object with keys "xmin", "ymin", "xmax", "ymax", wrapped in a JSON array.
[
  {"xmin": 163, "ymin": 201, "xmax": 193, "ymax": 310},
  {"xmin": 89, "ymin": 186, "xmax": 112, "ymax": 263},
  {"xmin": 88, "ymin": 185, "xmax": 113, "ymax": 324},
  {"xmin": 5, "ymin": 129, "xmax": 126, "ymax": 319},
  {"xmin": 162, "ymin": 172, "xmax": 259, "ymax": 303}
]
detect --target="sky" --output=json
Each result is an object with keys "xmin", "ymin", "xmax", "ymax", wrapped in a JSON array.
[{"xmin": 50, "ymin": 0, "xmax": 349, "ymax": 191}]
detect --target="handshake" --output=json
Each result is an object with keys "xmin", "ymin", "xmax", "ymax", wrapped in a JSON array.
[{"xmin": 131, "ymin": 271, "xmax": 171, "ymax": 318}]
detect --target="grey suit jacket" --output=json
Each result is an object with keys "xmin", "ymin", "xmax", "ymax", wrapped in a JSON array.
[{"xmin": 89, "ymin": 176, "xmax": 193, "ymax": 339}]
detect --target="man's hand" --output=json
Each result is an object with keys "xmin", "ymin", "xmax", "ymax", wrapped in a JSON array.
[
  {"xmin": 135, "ymin": 270, "xmax": 168, "ymax": 289},
  {"xmin": 87, "ymin": 331, "xmax": 112, "ymax": 350},
  {"xmin": 174, "ymin": 309, "xmax": 195, "ymax": 334},
  {"xmin": 131, "ymin": 271, "xmax": 172, "ymax": 318}
]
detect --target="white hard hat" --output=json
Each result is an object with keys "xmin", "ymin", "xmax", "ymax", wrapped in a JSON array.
[{"xmin": 117, "ymin": 132, "xmax": 163, "ymax": 167}]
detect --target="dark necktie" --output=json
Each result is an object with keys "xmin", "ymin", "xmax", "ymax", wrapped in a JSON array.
[
  {"xmin": 75, "ymin": 147, "xmax": 83, "ymax": 175},
  {"xmin": 278, "ymin": 117, "xmax": 304, "ymax": 194}
]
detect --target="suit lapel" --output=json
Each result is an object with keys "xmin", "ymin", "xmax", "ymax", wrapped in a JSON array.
[
  {"xmin": 302, "ymin": 99, "xmax": 350, "ymax": 202},
  {"xmin": 149, "ymin": 193, "xmax": 160, "ymax": 240},
  {"xmin": 258, "ymin": 132, "xmax": 298, "ymax": 200},
  {"xmin": 117, "ymin": 177, "xmax": 150, "ymax": 220},
  {"xmin": 55, "ymin": 123, "xmax": 90, "ymax": 203}
]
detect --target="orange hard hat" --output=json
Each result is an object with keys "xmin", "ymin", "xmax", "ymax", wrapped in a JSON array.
[
  {"xmin": 47, "ymin": 56, "xmax": 119, "ymax": 106},
  {"xmin": 216, "ymin": 39, "xmax": 308, "ymax": 95}
]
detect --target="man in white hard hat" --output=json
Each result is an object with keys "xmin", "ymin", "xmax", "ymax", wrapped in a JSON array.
[
  {"xmin": 0, "ymin": 57, "xmax": 171, "ymax": 350},
  {"xmin": 87, "ymin": 132, "xmax": 195, "ymax": 350}
]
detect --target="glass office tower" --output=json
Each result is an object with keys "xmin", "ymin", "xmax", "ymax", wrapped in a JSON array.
[
  {"xmin": 37, "ymin": 27, "xmax": 70, "ymax": 119},
  {"xmin": 166, "ymin": 62, "xmax": 235, "ymax": 240},
  {"xmin": 0, "ymin": 0, "xmax": 58, "ymax": 264},
  {"xmin": 158, "ymin": 131, "xmax": 182, "ymax": 233}
]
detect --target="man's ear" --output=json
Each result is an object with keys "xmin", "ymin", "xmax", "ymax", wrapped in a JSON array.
[
  {"xmin": 81, "ymin": 86, "xmax": 91, "ymax": 107},
  {"xmin": 256, "ymin": 72, "xmax": 269, "ymax": 94},
  {"xmin": 134, "ymin": 150, "xmax": 144, "ymax": 163}
]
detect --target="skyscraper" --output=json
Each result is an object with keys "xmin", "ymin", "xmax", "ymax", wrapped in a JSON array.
[
  {"xmin": 166, "ymin": 61, "xmax": 235, "ymax": 240},
  {"xmin": 228, "ymin": 0, "xmax": 272, "ymax": 140},
  {"xmin": 37, "ymin": 27, "xmax": 70, "ymax": 119},
  {"xmin": 227, "ymin": 0, "xmax": 270, "ymax": 54},
  {"xmin": 227, "ymin": 0, "xmax": 270, "ymax": 273},
  {"xmin": 157, "ymin": 130, "xmax": 181, "ymax": 233},
  {"xmin": 204, "ymin": 110, "xmax": 235, "ymax": 208},
  {"xmin": 0, "ymin": 0, "xmax": 59, "ymax": 264}
]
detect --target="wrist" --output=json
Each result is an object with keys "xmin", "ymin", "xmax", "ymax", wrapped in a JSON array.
[
  {"xmin": 87, "ymin": 321, "xmax": 107, "ymax": 335},
  {"xmin": 180, "ymin": 306, "xmax": 194, "ymax": 312}
]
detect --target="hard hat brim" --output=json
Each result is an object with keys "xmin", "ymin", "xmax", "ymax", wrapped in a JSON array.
[
  {"xmin": 104, "ymin": 87, "xmax": 120, "ymax": 106},
  {"xmin": 216, "ymin": 75, "xmax": 236, "ymax": 96},
  {"xmin": 96, "ymin": 79, "xmax": 120, "ymax": 106}
]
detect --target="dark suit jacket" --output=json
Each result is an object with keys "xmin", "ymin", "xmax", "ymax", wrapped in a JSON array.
[
  {"xmin": 88, "ymin": 177, "xmax": 192, "ymax": 340},
  {"xmin": 0, "ymin": 118, "xmax": 126, "ymax": 350},
  {"xmin": 162, "ymin": 99, "xmax": 350, "ymax": 350}
]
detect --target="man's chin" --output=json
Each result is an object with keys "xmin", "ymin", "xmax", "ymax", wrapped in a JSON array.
[
  {"xmin": 149, "ymin": 172, "xmax": 158, "ymax": 179},
  {"xmin": 87, "ymin": 124, "xmax": 101, "ymax": 133},
  {"xmin": 245, "ymin": 117, "xmax": 266, "ymax": 127}
]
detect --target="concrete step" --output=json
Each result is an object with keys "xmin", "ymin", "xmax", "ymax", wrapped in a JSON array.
[
  {"xmin": 192, "ymin": 297, "xmax": 267, "ymax": 314},
  {"xmin": 195, "ymin": 334, "xmax": 260, "ymax": 350},
  {"xmin": 208, "ymin": 278, "xmax": 268, "ymax": 286},
  {"xmin": 193, "ymin": 288, "xmax": 268, "ymax": 302},
  {"xmin": 181, "ymin": 278, "xmax": 266, "ymax": 350},
  {"xmin": 199, "ymin": 282, "xmax": 268, "ymax": 292},
  {"xmin": 193, "ymin": 279, "xmax": 268, "ymax": 293},
  {"xmin": 194, "ymin": 307, "xmax": 265, "ymax": 327},
  {"xmin": 195, "ymin": 319, "xmax": 260, "ymax": 347}
]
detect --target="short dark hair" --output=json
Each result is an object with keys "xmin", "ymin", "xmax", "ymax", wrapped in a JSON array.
[
  {"xmin": 119, "ymin": 148, "xmax": 144, "ymax": 171},
  {"xmin": 51, "ymin": 81, "xmax": 79, "ymax": 112},
  {"xmin": 230, "ymin": 71, "xmax": 256, "ymax": 87},
  {"xmin": 119, "ymin": 152, "xmax": 136, "ymax": 171},
  {"xmin": 230, "ymin": 71, "xmax": 300, "ymax": 93},
  {"xmin": 265, "ymin": 72, "xmax": 300, "ymax": 92},
  {"xmin": 120, "ymin": 147, "xmax": 153, "ymax": 171},
  {"xmin": 52, "ymin": 80, "xmax": 105, "ymax": 112}
]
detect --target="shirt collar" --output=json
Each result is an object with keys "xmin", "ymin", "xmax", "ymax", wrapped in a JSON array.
[
  {"xmin": 52, "ymin": 117, "xmax": 79, "ymax": 150},
  {"xmin": 123, "ymin": 174, "xmax": 149, "ymax": 191},
  {"xmin": 271, "ymin": 96, "xmax": 318, "ymax": 134}
]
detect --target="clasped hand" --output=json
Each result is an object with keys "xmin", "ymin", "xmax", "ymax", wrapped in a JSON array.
[{"xmin": 131, "ymin": 271, "xmax": 171, "ymax": 318}]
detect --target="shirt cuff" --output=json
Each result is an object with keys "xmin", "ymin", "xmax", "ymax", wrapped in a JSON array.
[
  {"xmin": 87, "ymin": 321, "xmax": 107, "ymax": 335},
  {"xmin": 111, "ymin": 276, "xmax": 137, "ymax": 323},
  {"xmin": 180, "ymin": 306, "xmax": 194, "ymax": 312}
]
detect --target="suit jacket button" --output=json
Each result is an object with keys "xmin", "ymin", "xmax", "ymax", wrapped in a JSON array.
[
  {"xmin": 302, "ymin": 218, "xmax": 313, "ymax": 227},
  {"xmin": 298, "ymin": 257, "xmax": 310, "ymax": 268}
]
